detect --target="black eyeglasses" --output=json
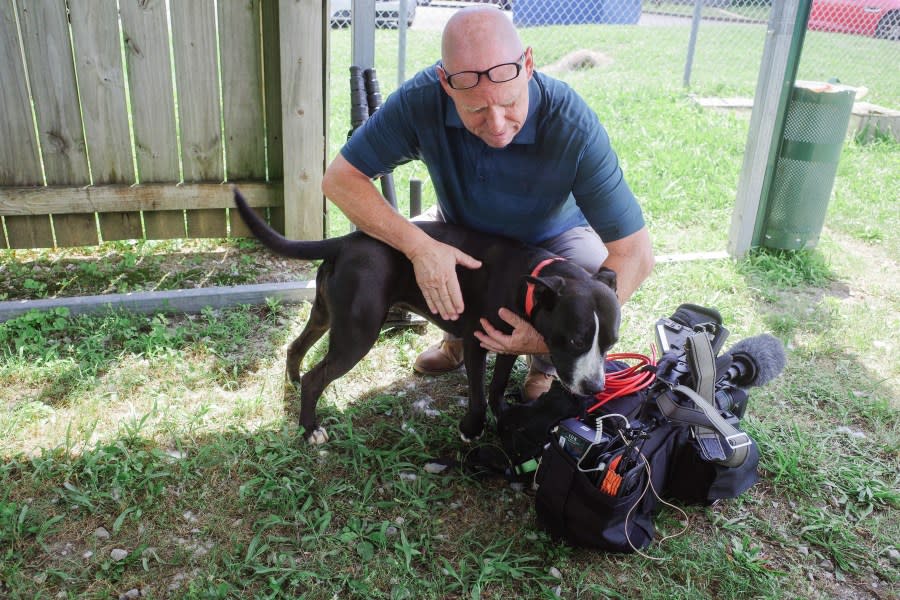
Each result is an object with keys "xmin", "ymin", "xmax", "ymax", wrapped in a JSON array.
[{"xmin": 441, "ymin": 51, "xmax": 526, "ymax": 90}]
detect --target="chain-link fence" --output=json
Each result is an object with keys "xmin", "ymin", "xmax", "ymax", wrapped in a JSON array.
[{"xmin": 326, "ymin": 1, "xmax": 898, "ymax": 242}]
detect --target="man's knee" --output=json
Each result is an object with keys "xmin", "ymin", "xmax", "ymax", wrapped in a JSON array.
[{"xmin": 539, "ymin": 226, "xmax": 608, "ymax": 273}]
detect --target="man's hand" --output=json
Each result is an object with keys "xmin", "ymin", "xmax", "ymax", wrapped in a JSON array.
[
  {"xmin": 475, "ymin": 308, "xmax": 549, "ymax": 355},
  {"xmin": 407, "ymin": 238, "xmax": 482, "ymax": 320}
]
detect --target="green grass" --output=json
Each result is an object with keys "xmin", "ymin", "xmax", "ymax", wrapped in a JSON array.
[
  {"xmin": 2, "ymin": 240, "xmax": 897, "ymax": 598},
  {"xmin": 1, "ymin": 20, "xmax": 898, "ymax": 600}
]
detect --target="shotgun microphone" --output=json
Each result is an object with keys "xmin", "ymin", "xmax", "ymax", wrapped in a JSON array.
[{"xmin": 718, "ymin": 334, "xmax": 787, "ymax": 388}]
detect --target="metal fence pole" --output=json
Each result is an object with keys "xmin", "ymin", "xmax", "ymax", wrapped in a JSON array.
[
  {"xmin": 398, "ymin": 0, "xmax": 408, "ymax": 87},
  {"xmin": 347, "ymin": 0, "xmax": 376, "ymax": 234},
  {"xmin": 351, "ymin": 0, "xmax": 376, "ymax": 72},
  {"xmin": 683, "ymin": 0, "xmax": 705, "ymax": 88}
]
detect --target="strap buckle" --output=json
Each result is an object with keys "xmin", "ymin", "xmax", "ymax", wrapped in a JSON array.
[{"xmin": 725, "ymin": 432, "xmax": 752, "ymax": 451}]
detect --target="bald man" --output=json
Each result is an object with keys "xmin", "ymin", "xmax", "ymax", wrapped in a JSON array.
[{"xmin": 322, "ymin": 7, "xmax": 654, "ymax": 401}]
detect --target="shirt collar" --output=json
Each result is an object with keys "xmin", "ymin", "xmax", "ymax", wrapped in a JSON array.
[{"xmin": 444, "ymin": 76, "xmax": 540, "ymax": 145}]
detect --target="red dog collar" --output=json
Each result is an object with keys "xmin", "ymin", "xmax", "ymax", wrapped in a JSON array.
[{"xmin": 525, "ymin": 257, "xmax": 566, "ymax": 318}]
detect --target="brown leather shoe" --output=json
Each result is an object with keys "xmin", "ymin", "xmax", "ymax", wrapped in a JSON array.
[
  {"xmin": 523, "ymin": 369, "xmax": 554, "ymax": 402},
  {"xmin": 413, "ymin": 339, "xmax": 464, "ymax": 375}
]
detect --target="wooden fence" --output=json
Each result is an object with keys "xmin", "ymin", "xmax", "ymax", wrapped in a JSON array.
[{"xmin": 0, "ymin": 0, "xmax": 327, "ymax": 249}]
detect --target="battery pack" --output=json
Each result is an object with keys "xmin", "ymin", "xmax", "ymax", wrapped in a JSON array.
[{"xmin": 557, "ymin": 418, "xmax": 607, "ymax": 460}]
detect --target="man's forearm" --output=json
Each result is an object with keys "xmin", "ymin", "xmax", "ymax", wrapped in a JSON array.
[
  {"xmin": 322, "ymin": 154, "xmax": 431, "ymax": 260},
  {"xmin": 602, "ymin": 226, "xmax": 654, "ymax": 303}
]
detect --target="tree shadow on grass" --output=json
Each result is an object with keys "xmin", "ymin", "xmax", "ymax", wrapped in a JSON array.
[{"xmin": 0, "ymin": 361, "xmax": 551, "ymax": 599}]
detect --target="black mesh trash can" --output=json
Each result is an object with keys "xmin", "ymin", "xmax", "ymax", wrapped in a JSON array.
[{"xmin": 761, "ymin": 81, "xmax": 856, "ymax": 250}]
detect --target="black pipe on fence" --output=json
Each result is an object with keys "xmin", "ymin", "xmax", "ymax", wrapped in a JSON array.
[
  {"xmin": 363, "ymin": 68, "xmax": 398, "ymax": 209},
  {"xmin": 409, "ymin": 179, "xmax": 422, "ymax": 218},
  {"xmin": 348, "ymin": 66, "xmax": 369, "ymax": 138}
]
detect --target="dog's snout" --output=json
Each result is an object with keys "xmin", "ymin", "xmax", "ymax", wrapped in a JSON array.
[{"xmin": 580, "ymin": 377, "xmax": 606, "ymax": 396}]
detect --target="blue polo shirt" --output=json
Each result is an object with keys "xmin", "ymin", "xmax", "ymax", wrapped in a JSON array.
[{"xmin": 341, "ymin": 66, "xmax": 643, "ymax": 245}]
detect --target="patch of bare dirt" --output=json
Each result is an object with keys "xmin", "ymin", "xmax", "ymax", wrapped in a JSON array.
[{"xmin": 541, "ymin": 49, "xmax": 614, "ymax": 76}]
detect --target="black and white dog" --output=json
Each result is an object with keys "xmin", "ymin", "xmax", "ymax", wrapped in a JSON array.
[{"xmin": 233, "ymin": 189, "xmax": 620, "ymax": 444}]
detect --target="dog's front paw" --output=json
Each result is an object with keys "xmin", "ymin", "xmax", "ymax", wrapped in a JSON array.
[
  {"xmin": 459, "ymin": 429, "xmax": 484, "ymax": 443},
  {"xmin": 458, "ymin": 419, "xmax": 484, "ymax": 444},
  {"xmin": 305, "ymin": 426, "xmax": 329, "ymax": 445}
]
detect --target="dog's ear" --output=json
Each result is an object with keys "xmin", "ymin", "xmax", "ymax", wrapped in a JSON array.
[
  {"xmin": 525, "ymin": 275, "xmax": 566, "ymax": 311},
  {"xmin": 593, "ymin": 267, "xmax": 617, "ymax": 291}
]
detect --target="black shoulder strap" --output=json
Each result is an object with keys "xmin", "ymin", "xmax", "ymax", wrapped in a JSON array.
[
  {"xmin": 687, "ymin": 332, "xmax": 716, "ymax": 402},
  {"xmin": 656, "ymin": 332, "xmax": 750, "ymax": 468}
]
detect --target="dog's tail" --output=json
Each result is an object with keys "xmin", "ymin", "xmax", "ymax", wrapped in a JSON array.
[{"xmin": 233, "ymin": 188, "xmax": 342, "ymax": 261}]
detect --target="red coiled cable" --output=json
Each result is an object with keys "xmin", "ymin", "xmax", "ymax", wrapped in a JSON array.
[{"xmin": 586, "ymin": 350, "xmax": 657, "ymax": 413}]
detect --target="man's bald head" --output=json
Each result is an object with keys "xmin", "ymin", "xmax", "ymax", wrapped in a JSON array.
[
  {"xmin": 441, "ymin": 7, "xmax": 523, "ymax": 73},
  {"xmin": 436, "ymin": 7, "xmax": 532, "ymax": 149}
]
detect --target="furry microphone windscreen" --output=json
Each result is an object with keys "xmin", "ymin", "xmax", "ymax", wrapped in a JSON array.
[{"xmin": 727, "ymin": 334, "xmax": 787, "ymax": 388}]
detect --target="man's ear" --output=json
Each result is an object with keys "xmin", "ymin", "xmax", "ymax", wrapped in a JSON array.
[
  {"xmin": 524, "ymin": 46, "xmax": 535, "ymax": 80},
  {"xmin": 594, "ymin": 267, "xmax": 617, "ymax": 291},
  {"xmin": 436, "ymin": 64, "xmax": 453, "ymax": 95},
  {"xmin": 525, "ymin": 275, "xmax": 566, "ymax": 311}
]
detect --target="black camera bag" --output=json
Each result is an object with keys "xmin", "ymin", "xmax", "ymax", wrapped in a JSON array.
[
  {"xmin": 532, "ymin": 389, "xmax": 759, "ymax": 552},
  {"xmin": 530, "ymin": 307, "xmax": 762, "ymax": 552},
  {"xmin": 458, "ymin": 361, "xmax": 648, "ymax": 482},
  {"xmin": 533, "ymin": 410, "xmax": 679, "ymax": 552},
  {"xmin": 666, "ymin": 428, "xmax": 760, "ymax": 504}
]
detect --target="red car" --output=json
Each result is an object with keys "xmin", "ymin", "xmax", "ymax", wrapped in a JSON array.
[{"xmin": 808, "ymin": 0, "xmax": 900, "ymax": 39}]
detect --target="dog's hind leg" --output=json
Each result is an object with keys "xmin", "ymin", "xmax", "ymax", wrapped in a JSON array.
[
  {"xmin": 488, "ymin": 354, "xmax": 517, "ymax": 417},
  {"xmin": 286, "ymin": 267, "xmax": 336, "ymax": 385},
  {"xmin": 286, "ymin": 292, "xmax": 330, "ymax": 387},
  {"xmin": 283, "ymin": 292, "xmax": 330, "ymax": 423},
  {"xmin": 298, "ymin": 301, "xmax": 388, "ymax": 444}
]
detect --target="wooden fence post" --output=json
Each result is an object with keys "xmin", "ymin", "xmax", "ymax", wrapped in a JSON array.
[{"xmin": 278, "ymin": 0, "xmax": 327, "ymax": 241}]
